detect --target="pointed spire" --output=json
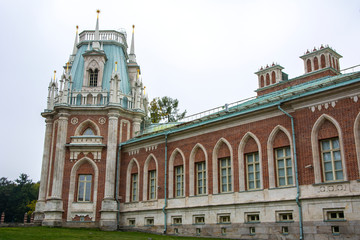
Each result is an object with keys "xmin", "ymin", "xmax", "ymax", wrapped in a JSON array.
[
  {"xmin": 92, "ymin": 10, "xmax": 101, "ymax": 50},
  {"xmin": 129, "ymin": 25, "xmax": 137, "ymax": 63},
  {"xmin": 95, "ymin": 10, "xmax": 100, "ymax": 41},
  {"xmin": 72, "ymin": 25, "xmax": 79, "ymax": 55}
]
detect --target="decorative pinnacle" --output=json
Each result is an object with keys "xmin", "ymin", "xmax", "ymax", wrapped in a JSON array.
[
  {"xmin": 66, "ymin": 62, "xmax": 69, "ymax": 73},
  {"xmin": 97, "ymin": 9, "xmax": 100, "ymax": 18},
  {"xmin": 53, "ymin": 70, "xmax": 56, "ymax": 80},
  {"xmin": 115, "ymin": 61, "xmax": 118, "ymax": 72},
  {"xmin": 132, "ymin": 25, "xmax": 135, "ymax": 33}
]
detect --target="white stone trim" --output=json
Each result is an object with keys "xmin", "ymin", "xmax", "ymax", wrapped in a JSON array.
[
  {"xmin": 46, "ymin": 119, "xmax": 58, "ymax": 199},
  {"xmin": 238, "ymin": 132, "xmax": 263, "ymax": 192},
  {"xmin": 168, "ymin": 148, "xmax": 186, "ymax": 198},
  {"xmin": 267, "ymin": 125, "xmax": 294, "ymax": 188},
  {"xmin": 119, "ymin": 119, "xmax": 131, "ymax": 142},
  {"xmin": 143, "ymin": 154, "xmax": 159, "ymax": 201},
  {"xmin": 354, "ymin": 112, "xmax": 360, "ymax": 177},
  {"xmin": 125, "ymin": 158, "xmax": 140, "ymax": 203},
  {"xmin": 67, "ymin": 157, "xmax": 98, "ymax": 221},
  {"xmin": 212, "ymin": 138, "xmax": 234, "ymax": 194},
  {"xmin": 311, "ymin": 114, "xmax": 348, "ymax": 183},
  {"xmin": 74, "ymin": 119, "xmax": 101, "ymax": 136},
  {"xmin": 189, "ymin": 143, "xmax": 208, "ymax": 196}
]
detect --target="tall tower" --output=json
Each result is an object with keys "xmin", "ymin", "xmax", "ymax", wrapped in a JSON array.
[{"xmin": 34, "ymin": 11, "xmax": 147, "ymax": 230}]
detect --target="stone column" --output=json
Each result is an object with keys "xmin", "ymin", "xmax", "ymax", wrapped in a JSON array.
[
  {"xmin": 100, "ymin": 111, "xmax": 119, "ymax": 230},
  {"xmin": 34, "ymin": 118, "xmax": 53, "ymax": 223},
  {"xmin": 43, "ymin": 112, "xmax": 69, "ymax": 227},
  {"xmin": 132, "ymin": 117, "xmax": 142, "ymax": 137}
]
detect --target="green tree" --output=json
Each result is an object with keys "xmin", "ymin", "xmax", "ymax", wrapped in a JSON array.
[
  {"xmin": 149, "ymin": 96, "xmax": 186, "ymax": 123},
  {"xmin": 0, "ymin": 174, "xmax": 39, "ymax": 222}
]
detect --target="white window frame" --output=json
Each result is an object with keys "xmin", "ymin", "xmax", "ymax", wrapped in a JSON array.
[
  {"xmin": 148, "ymin": 170, "xmax": 156, "ymax": 200},
  {"xmin": 175, "ymin": 165, "xmax": 184, "ymax": 197},
  {"xmin": 196, "ymin": 162, "xmax": 206, "ymax": 195},
  {"xmin": 275, "ymin": 147, "xmax": 293, "ymax": 187},
  {"xmin": 246, "ymin": 152, "xmax": 260, "ymax": 190},
  {"xmin": 131, "ymin": 173, "xmax": 138, "ymax": 202},
  {"xmin": 320, "ymin": 138, "xmax": 344, "ymax": 182},
  {"xmin": 219, "ymin": 157, "xmax": 232, "ymax": 193},
  {"xmin": 77, "ymin": 174, "xmax": 92, "ymax": 202}
]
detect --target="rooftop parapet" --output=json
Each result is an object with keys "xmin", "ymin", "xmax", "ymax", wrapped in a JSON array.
[{"xmin": 79, "ymin": 30, "xmax": 127, "ymax": 46}]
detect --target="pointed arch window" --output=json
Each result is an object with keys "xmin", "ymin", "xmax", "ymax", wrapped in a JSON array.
[
  {"xmin": 246, "ymin": 152, "xmax": 260, "ymax": 190},
  {"xmin": 196, "ymin": 162, "xmax": 206, "ymax": 195},
  {"xmin": 148, "ymin": 170, "xmax": 156, "ymax": 200},
  {"xmin": 275, "ymin": 147, "xmax": 293, "ymax": 187},
  {"xmin": 131, "ymin": 173, "xmax": 138, "ymax": 202},
  {"xmin": 175, "ymin": 165, "xmax": 184, "ymax": 197},
  {"xmin": 320, "ymin": 138, "xmax": 343, "ymax": 181},
  {"xmin": 220, "ymin": 157, "xmax": 232, "ymax": 192},
  {"xmin": 89, "ymin": 69, "xmax": 98, "ymax": 87},
  {"xmin": 77, "ymin": 174, "xmax": 92, "ymax": 202}
]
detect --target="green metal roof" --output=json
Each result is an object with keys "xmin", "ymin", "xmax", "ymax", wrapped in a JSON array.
[
  {"xmin": 121, "ymin": 71, "xmax": 360, "ymax": 146},
  {"xmin": 70, "ymin": 44, "xmax": 131, "ymax": 94}
]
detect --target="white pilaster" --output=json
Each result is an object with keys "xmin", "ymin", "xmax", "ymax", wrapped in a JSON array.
[
  {"xmin": 100, "ymin": 111, "xmax": 119, "ymax": 230},
  {"xmin": 34, "ymin": 118, "xmax": 53, "ymax": 223},
  {"xmin": 43, "ymin": 112, "xmax": 69, "ymax": 227}
]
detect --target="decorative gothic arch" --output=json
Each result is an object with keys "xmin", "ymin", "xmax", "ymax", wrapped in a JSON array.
[
  {"xmin": 267, "ymin": 125, "xmax": 294, "ymax": 188},
  {"xmin": 126, "ymin": 158, "xmax": 140, "ymax": 202},
  {"xmin": 143, "ymin": 154, "xmax": 159, "ymax": 201},
  {"xmin": 354, "ymin": 112, "xmax": 360, "ymax": 177},
  {"xmin": 238, "ymin": 132, "xmax": 262, "ymax": 191},
  {"xmin": 75, "ymin": 119, "xmax": 101, "ymax": 136},
  {"xmin": 311, "ymin": 114, "xmax": 347, "ymax": 183},
  {"xmin": 168, "ymin": 148, "xmax": 186, "ymax": 198},
  {"xmin": 212, "ymin": 137, "xmax": 234, "ymax": 194},
  {"xmin": 67, "ymin": 157, "xmax": 99, "ymax": 221},
  {"xmin": 189, "ymin": 143, "xmax": 208, "ymax": 196}
]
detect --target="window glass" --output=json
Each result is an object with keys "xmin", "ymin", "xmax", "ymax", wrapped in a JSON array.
[{"xmin": 78, "ymin": 174, "xmax": 92, "ymax": 202}]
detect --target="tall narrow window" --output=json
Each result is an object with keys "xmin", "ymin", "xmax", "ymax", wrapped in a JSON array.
[
  {"xmin": 78, "ymin": 174, "xmax": 92, "ymax": 202},
  {"xmin": 321, "ymin": 138, "xmax": 343, "ymax": 181},
  {"xmin": 196, "ymin": 162, "xmax": 206, "ymax": 195},
  {"xmin": 175, "ymin": 166, "xmax": 184, "ymax": 197},
  {"xmin": 89, "ymin": 69, "xmax": 98, "ymax": 87},
  {"xmin": 246, "ymin": 152, "xmax": 260, "ymax": 190},
  {"xmin": 148, "ymin": 170, "xmax": 156, "ymax": 200},
  {"xmin": 220, "ymin": 157, "xmax": 232, "ymax": 192},
  {"xmin": 131, "ymin": 173, "xmax": 138, "ymax": 202},
  {"xmin": 275, "ymin": 147, "xmax": 293, "ymax": 187}
]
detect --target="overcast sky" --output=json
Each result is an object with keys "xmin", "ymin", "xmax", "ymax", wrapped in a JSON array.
[{"xmin": 1, "ymin": 0, "xmax": 359, "ymax": 182}]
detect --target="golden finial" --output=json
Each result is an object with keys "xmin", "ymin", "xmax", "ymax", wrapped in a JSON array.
[
  {"xmin": 115, "ymin": 61, "xmax": 118, "ymax": 72},
  {"xmin": 97, "ymin": 9, "xmax": 100, "ymax": 18},
  {"xmin": 144, "ymin": 86, "xmax": 146, "ymax": 95},
  {"xmin": 76, "ymin": 25, "xmax": 79, "ymax": 33},
  {"xmin": 132, "ymin": 25, "xmax": 135, "ymax": 33},
  {"xmin": 66, "ymin": 62, "xmax": 69, "ymax": 73},
  {"xmin": 54, "ymin": 70, "xmax": 56, "ymax": 80}
]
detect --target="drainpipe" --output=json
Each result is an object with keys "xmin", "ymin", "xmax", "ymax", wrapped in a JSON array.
[
  {"xmin": 162, "ymin": 134, "xmax": 168, "ymax": 234},
  {"xmin": 278, "ymin": 104, "xmax": 304, "ymax": 240},
  {"xmin": 115, "ymin": 145, "xmax": 121, "ymax": 230}
]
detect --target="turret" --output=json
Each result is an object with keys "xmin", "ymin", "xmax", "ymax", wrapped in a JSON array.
[
  {"xmin": 47, "ymin": 71, "xmax": 58, "ymax": 110},
  {"xmin": 255, "ymin": 63, "xmax": 288, "ymax": 89},
  {"xmin": 300, "ymin": 45, "xmax": 342, "ymax": 74}
]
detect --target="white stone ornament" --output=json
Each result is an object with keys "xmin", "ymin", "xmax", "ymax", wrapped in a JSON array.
[
  {"xmin": 71, "ymin": 117, "xmax": 78, "ymax": 125},
  {"xmin": 99, "ymin": 117, "xmax": 106, "ymax": 125}
]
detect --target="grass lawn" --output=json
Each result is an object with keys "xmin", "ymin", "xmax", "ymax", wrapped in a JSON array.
[{"xmin": 0, "ymin": 227, "xmax": 227, "ymax": 240}]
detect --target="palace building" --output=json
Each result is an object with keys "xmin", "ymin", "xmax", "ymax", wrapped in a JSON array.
[{"xmin": 34, "ymin": 13, "xmax": 360, "ymax": 239}]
